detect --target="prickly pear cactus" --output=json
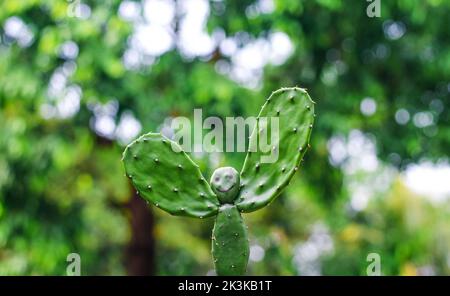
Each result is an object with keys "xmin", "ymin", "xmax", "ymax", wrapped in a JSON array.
[
  {"xmin": 212, "ymin": 204, "xmax": 249, "ymax": 275},
  {"xmin": 122, "ymin": 87, "xmax": 315, "ymax": 275},
  {"xmin": 122, "ymin": 133, "xmax": 219, "ymax": 218},
  {"xmin": 236, "ymin": 87, "xmax": 315, "ymax": 212}
]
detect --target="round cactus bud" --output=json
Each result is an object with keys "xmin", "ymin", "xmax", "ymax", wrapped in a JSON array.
[{"xmin": 210, "ymin": 167, "xmax": 240, "ymax": 204}]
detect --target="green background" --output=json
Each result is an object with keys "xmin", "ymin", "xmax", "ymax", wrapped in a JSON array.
[{"xmin": 0, "ymin": 0, "xmax": 449, "ymax": 275}]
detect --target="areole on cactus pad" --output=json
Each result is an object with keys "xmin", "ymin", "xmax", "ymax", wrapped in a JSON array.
[{"xmin": 122, "ymin": 87, "xmax": 315, "ymax": 275}]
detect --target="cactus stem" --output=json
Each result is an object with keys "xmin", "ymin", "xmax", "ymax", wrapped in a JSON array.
[
  {"xmin": 173, "ymin": 188, "xmax": 179, "ymax": 193},
  {"xmin": 293, "ymin": 127, "xmax": 297, "ymax": 133},
  {"xmin": 154, "ymin": 158, "xmax": 159, "ymax": 163}
]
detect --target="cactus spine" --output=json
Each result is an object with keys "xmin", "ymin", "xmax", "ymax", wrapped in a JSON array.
[{"xmin": 122, "ymin": 87, "xmax": 315, "ymax": 275}]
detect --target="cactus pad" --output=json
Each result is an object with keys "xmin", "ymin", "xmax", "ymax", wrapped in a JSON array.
[
  {"xmin": 210, "ymin": 167, "xmax": 240, "ymax": 204},
  {"xmin": 236, "ymin": 87, "xmax": 315, "ymax": 213},
  {"xmin": 212, "ymin": 204, "xmax": 249, "ymax": 275},
  {"xmin": 122, "ymin": 133, "xmax": 220, "ymax": 218}
]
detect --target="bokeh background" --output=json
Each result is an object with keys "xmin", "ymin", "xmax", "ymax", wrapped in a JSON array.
[{"xmin": 0, "ymin": 0, "xmax": 449, "ymax": 275}]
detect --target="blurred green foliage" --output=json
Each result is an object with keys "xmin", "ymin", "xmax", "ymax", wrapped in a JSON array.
[{"xmin": 0, "ymin": 0, "xmax": 449, "ymax": 275}]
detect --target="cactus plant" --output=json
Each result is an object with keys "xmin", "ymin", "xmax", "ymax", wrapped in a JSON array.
[{"xmin": 122, "ymin": 87, "xmax": 315, "ymax": 275}]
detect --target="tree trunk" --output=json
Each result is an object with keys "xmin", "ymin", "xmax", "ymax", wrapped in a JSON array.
[{"xmin": 125, "ymin": 189, "xmax": 155, "ymax": 275}]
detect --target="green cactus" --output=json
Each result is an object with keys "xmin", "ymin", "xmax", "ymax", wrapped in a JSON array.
[{"xmin": 122, "ymin": 87, "xmax": 315, "ymax": 275}]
